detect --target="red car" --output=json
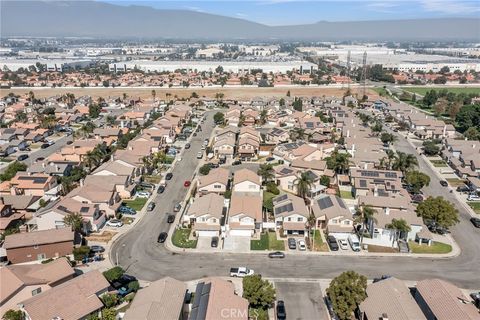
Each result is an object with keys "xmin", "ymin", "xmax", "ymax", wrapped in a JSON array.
[{"xmin": 184, "ymin": 180, "xmax": 191, "ymax": 187}]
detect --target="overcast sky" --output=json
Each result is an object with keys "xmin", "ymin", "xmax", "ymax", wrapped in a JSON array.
[{"xmin": 105, "ymin": 0, "xmax": 480, "ymax": 25}]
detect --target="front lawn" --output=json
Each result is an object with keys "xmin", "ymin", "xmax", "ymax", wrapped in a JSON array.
[
  {"xmin": 430, "ymin": 159, "xmax": 448, "ymax": 167},
  {"xmin": 445, "ymin": 178, "xmax": 466, "ymax": 188},
  {"xmin": 251, "ymin": 232, "xmax": 285, "ymax": 251},
  {"xmin": 468, "ymin": 202, "xmax": 480, "ymax": 214},
  {"xmin": 339, "ymin": 190, "xmax": 354, "ymax": 200},
  {"xmin": 312, "ymin": 230, "xmax": 328, "ymax": 252},
  {"xmin": 408, "ymin": 241, "xmax": 452, "ymax": 254},
  {"xmin": 122, "ymin": 198, "xmax": 148, "ymax": 211},
  {"xmin": 367, "ymin": 245, "xmax": 398, "ymax": 253},
  {"xmin": 172, "ymin": 228, "xmax": 197, "ymax": 248}
]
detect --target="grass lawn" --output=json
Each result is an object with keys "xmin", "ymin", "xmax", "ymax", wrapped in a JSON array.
[
  {"xmin": 122, "ymin": 198, "xmax": 148, "ymax": 211},
  {"xmin": 430, "ymin": 159, "xmax": 448, "ymax": 167},
  {"xmin": 0, "ymin": 158, "xmax": 13, "ymax": 163},
  {"xmin": 409, "ymin": 241, "xmax": 452, "ymax": 254},
  {"xmin": 372, "ymin": 87, "xmax": 391, "ymax": 97},
  {"xmin": 142, "ymin": 175, "xmax": 162, "ymax": 184},
  {"xmin": 312, "ymin": 230, "xmax": 328, "ymax": 252},
  {"xmin": 339, "ymin": 190, "xmax": 354, "ymax": 200},
  {"xmin": 250, "ymin": 308, "xmax": 268, "ymax": 320},
  {"xmin": 251, "ymin": 231, "xmax": 285, "ymax": 251},
  {"xmin": 468, "ymin": 202, "xmax": 480, "ymax": 214},
  {"xmin": 367, "ymin": 244, "xmax": 398, "ymax": 253},
  {"xmin": 401, "ymin": 87, "xmax": 480, "ymax": 96},
  {"xmin": 172, "ymin": 228, "xmax": 197, "ymax": 248},
  {"xmin": 445, "ymin": 178, "xmax": 466, "ymax": 188}
]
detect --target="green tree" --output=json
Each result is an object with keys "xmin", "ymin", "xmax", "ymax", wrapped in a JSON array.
[
  {"xmin": 386, "ymin": 218, "xmax": 411, "ymax": 246},
  {"xmin": 128, "ymin": 280, "xmax": 140, "ymax": 292},
  {"xmin": 2, "ymin": 310, "xmax": 24, "ymax": 320},
  {"xmin": 213, "ymin": 112, "xmax": 224, "ymax": 124},
  {"xmin": 257, "ymin": 164, "xmax": 274, "ymax": 184},
  {"xmin": 101, "ymin": 308, "xmax": 116, "ymax": 320},
  {"xmin": 354, "ymin": 205, "xmax": 377, "ymax": 244},
  {"xmin": 151, "ymin": 89, "xmax": 156, "ymax": 101},
  {"xmin": 295, "ymin": 171, "xmax": 314, "ymax": 199},
  {"xmin": 422, "ymin": 140, "xmax": 440, "ymax": 156},
  {"xmin": 63, "ymin": 212, "xmax": 84, "ymax": 232},
  {"xmin": 0, "ymin": 161, "xmax": 27, "ymax": 182},
  {"xmin": 102, "ymin": 266, "xmax": 125, "ymax": 282},
  {"xmin": 326, "ymin": 150, "xmax": 351, "ymax": 174},
  {"xmin": 371, "ymin": 121, "xmax": 383, "ymax": 135},
  {"xmin": 380, "ymin": 132, "xmax": 397, "ymax": 145},
  {"xmin": 417, "ymin": 197, "xmax": 460, "ymax": 229},
  {"xmin": 199, "ymin": 164, "xmax": 211, "ymax": 175},
  {"xmin": 73, "ymin": 246, "xmax": 91, "ymax": 261},
  {"xmin": 242, "ymin": 275, "xmax": 276, "ymax": 310},
  {"xmin": 320, "ymin": 175, "xmax": 330, "ymax": 187},
  {"xmin": 456, "ymin": 104, "xmax": 480, "ymax": 133},
  {"xmin": 464, "ymin": 127, "xmax": 480, "ymax": 141},
  {"xmin": 423, "ymin": 90, "xmax": 438, "ymax": 106},
  {"xmin": 405, "ymin": 171, "xmax": 430, "ymax": 193},
  {"xmin": 88, "ymin": 104, "xmax": 101, "ymax": 118},
  {"xmin": 392, "ymin": 151, "xmax": 418, "ymax": 174},
  {"xmin": 266, "ymin": 182, "xmax": 280, "ymax": 195},
  {"xmin": 100, "ymin": 293, "xmax": 119, "ymax": 308},
  {"xmin": 326, "ymin": 271, "xmax": 367, "ymax": 320}
]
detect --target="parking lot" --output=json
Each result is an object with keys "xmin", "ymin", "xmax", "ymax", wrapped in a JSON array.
[{"xmin": 275, "ymin": 281, "xmax": 329, "ymax": 320}]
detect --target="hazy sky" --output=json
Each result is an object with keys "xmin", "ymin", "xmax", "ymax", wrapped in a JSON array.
[{"xmin": 105, "ymin": 0, "xmax": 480, "ymax": 25}]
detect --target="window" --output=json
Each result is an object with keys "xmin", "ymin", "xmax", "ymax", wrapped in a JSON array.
[
  {"xmin": 287, "ymin": 217, "xmax": 292, "ymax": 222},
  {"xmin": 297, "ymin": 217, "xmax": 303, "ymax": 222},
  {"xmin": 214, "ymin": 184, "xmax": 221, "ymax": 189},
  {"xmin": 32, "ymin": 288, "xmax": 42, "ymax": 296}
]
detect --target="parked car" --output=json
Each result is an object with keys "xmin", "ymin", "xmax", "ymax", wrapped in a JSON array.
[
  {"xmin": 147, "ymin": 202, "xmax": 156, "ymax": 211},
  {"xmin": 135, "ymin": 191, "xmax": 151, "ymax": 198},
  {"xmin": 90, "ymin": 245, "xmax": 105, "ymax": 253},
  {"xmin": 230, "ymin": 267, "xmax": 254, "ymax": 277},
  {"xmin": 471, "ymin": 217, "xmax": 480, "ymax": 228},
  {"xmin": 184, "ymin": 180, "xmax": 191, "ymax": 187},
  {"xmin": 467, "ymin": 194, "xmax": 480, "ymax": 201},
  {"xmin": 40, "ymin": 143, "xmax": 50, "ymax": 149},
  {"xmin": 457, "ymin": 185, "xmax": 471, "ymax": 193},
  {"xmin": 287, "ymin": 238, "xmax": 296, "ymax": 250},
  {"xmin": 46, "ymin": 140, "xmax": 54, "ymax": 146},
  {"xmin": 185, "ymin": 143, "xmax": 191, "ymax": 149},
  {"xmin": 196, "ymin": 152, "xmax": 203, "ymax": 159},
  {"xmin": 325, "ymin": 296, "xmax": 340, "ymax": 320},
  {"xmin": 111, "ymin": 274, "xmax": 136, "ymax": 289},
  {"xmin": 17, "ymin": 154, "xmax": 29, "ymax": 161},
  {"xmin": 373, "ymin": 275, "xmax": 392, "ymax": 283},
  {"xmin": 165, "ymin": 173, "xmax": 173, "ymax": 180},
  {"xmin": 348, "ymin": 234, "xmax": 361, "ymax": 252},
  {"xmin": 157, "ymin": 185, "xmax": 165, "ymax": 194},
  {"xmin": 338, "ymin": 239, "xmax": 348, "ymax": 250},
  {"xmin": 327, "ymin": 236, "xmax": 339, "ymax": 251},
  {"xmin": 298, "ymin": 239, "xmax": 307, "ymax": 251},
  {"xmin": 66, "ymin": 140, "xmax": 73, "ymax": 145},
  {"xmin": 157, "ymin": 232, "xmax": 168, "ymax": 243},
  {"xmin": 118, "ymin": 206, "xmax": 136, "ymax": 215},
  {"xmin": 211, "ymin": 236, "xmax": 219, "ymax": 248},
  {"xmin": 269, "ymin": 251, "xmax": 285, "ymax": 259},
  {"xmin": 174, "ymin": 203, "xmax": 182, "ymax": 212},
  {"xmin": 232, "ymin": 160, "xmax": 242, "ymax": 166},
  {"xmin": 35, "ymin": 157, "xmax": 45, "ymax": 162},
  {"xmin": 439, "ymin": 180, "xmax": 448, "ymax": 187},
  {"xmin": 208, "ymin": 162, "xmax": 219, "ymax": 169},
  {"xmin": 276, "ymin": 301, "xmax": 286, "ymax": 320},
  {"xmin": 117, "ymin": 286, "xmax": 134, "ymax": 297},
  {"xmin": 106, "ymin": 219, "xmax": 123, "ymax": 227},
  {"xmin": 167, "ymin": 214, "xmax": 175, "ymax": 223},
  {"xmin": 410, "ymin": 193, "xmax": 424, "ymax": 203}
]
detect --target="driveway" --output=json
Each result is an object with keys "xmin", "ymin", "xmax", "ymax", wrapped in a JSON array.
[
  {"xmin": 223, "ymin": 236, "xmax": 250, "ymax": 252},
  {"xmin": 275, "ymin": 281, "xmax": 328, "ymax": 320},
  {"xmin": 197, "ymin": 236, "xmax": 222, "ymax": 251}
]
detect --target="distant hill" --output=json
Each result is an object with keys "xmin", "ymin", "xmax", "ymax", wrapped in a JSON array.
[{"xmin": 1, "ymin": 1, "xmax": 479, "ymax": 41}]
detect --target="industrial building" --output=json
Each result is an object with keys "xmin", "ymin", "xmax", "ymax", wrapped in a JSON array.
[{"xmin": 0, "ymin": 59, "xmax": 93, "ymax": 72}]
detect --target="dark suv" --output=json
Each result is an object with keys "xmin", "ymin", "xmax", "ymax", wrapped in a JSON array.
[
  {"xmin": 327, "ymin": 235, "xmax": 339, "ymax": 251},
  {"xmin": 287, "ymin": 238, "xmax": 296, "ymax": 250},
  {"xmin": 276, "ymin": 301, "xmax": 286, "ymax": 320}
]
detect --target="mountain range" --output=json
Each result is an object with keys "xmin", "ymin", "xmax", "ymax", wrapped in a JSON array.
[{"xmin": 1, "ymin": 1, "xmax": 479, "ymax": 41}]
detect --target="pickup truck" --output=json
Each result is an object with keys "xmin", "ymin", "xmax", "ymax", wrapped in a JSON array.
[{"xmin": 230, "ymin": 267, "xmax": 254, "ymax": 277}]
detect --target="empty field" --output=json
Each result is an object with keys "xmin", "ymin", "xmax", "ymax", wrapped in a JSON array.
[{"xmin": 401, "ymin": 87, "xmax": 480, "ymax": 96}]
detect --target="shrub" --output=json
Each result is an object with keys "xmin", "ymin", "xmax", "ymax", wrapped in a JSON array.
[
  {"xmin": 102, "ymin": 266, "xmax": 125, "ymax": 282},
  {"xmin": 266, "ymin": 182, "xmax": 279, "ymax": 195},
  {"xmin": 73, "ymin": 246, "xmax": 91, "ymax": 261}
]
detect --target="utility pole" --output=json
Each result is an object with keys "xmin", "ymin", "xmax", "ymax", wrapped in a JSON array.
[
  {"xmin": 361, "ymin": 51, "xmax": 367, "ymax": 98},
  {"xmin": 346, "ymin": 50, "xmax": 351, "ymax": 90}
]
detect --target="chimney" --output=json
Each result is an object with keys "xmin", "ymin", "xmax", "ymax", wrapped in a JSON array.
[
  {"xmin": 19, "ymin": 225, "xmax": 27, "ymax": 233},
  {"xmin": 42, "ymin": 162, "xmax": 46, "ymax": 168},
  {"xmin": 385, "ymin": 207, "xmax": 390, "ymax": 215},
  {"xmin": 56, "ymin": 165, "xmax": 60, "ymax": 172}
]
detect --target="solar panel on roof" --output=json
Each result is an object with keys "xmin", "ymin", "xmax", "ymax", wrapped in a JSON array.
[
  {"xmin": 338, "ymin": 198, "xmax": 347, "ymax": 209},
  {"xmin": 80, "ymin": 207, "xmax": 89, "ymax": 213},
  {"xmin": 57, "ymin": 205, "xmax": 70, "ymax": 213},
  {"xmin": 275, "ymin": 194, "xmax": 288, "ymax": 203},
  {"xmin": 318, "ymin": 197, "xmax": 334, "ymax": 209},
  {"xmin": 359, "ymin": 180, "xmax": 367, "ymax": 188},
  {"xmin": 275, "ymin": 203, "xmax": 293, "ymax": 215},
  {"xmin": 385, "ymin": 172, "xmax": 397, "ymax": 178}
]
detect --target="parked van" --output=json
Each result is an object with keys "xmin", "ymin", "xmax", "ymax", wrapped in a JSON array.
[{"xmin": 348, "ymin": 234, "xmax": 361, "ymax": 252}]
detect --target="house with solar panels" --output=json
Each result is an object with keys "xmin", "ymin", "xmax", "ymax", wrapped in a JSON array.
[
  {"xmin": 311, "ymin": 194, "xmax": 354, "ymax": 239},
  {"xmin": 272, "ymin": 193, "xmax": 309, "ymax": 236}
]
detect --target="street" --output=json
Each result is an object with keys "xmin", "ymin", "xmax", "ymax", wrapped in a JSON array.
[{"xmin": 111, "ymin": 112, "xmax": 480, "ymax": 289}]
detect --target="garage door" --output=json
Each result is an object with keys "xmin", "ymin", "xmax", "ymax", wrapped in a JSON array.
[
  {"xmin": 229, "ymin": 229, "xmax": 252, "ymax": 237},
  {"xmin": 198, "ymin": 230, "xmax": 218, "ymax": 237}
]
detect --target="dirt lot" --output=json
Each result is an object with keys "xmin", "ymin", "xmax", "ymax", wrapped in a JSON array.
[
  {"xmin": 1, "ymin": 86, "xmax": 374, "ymax": 100},
  {"xmin": 85, "ymin": 231, "xmax": 117, "ymax": 243}
]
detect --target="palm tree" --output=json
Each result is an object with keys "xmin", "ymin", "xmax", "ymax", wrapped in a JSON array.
[
  {"xmin": 354, "ymin": 205, "xmax": 377, "ymax": 244},
  {"xmin": 392, "ymin": 151, "xmax": 418, "ymax": 174},
  {"xmin": 295, "ymin": 171, "xmax": 314, "ymax": 200},
  {"xmin": 259, "ymin": 110, "xmax": 268, "ymax": 125},
  {"xmin": 257, "ymin": 164, "xmax": 274, "ymax": 185},
  {"xmin": 386, "ymin": 218, "xmax": 411, "ymax": 247},
  {"xmin": 122, "ymin": 92, "xmax": 128, "ymax": 102},
  {"xmin": 289, "ymin": 128, "xmax": 305, "ymax": 142},
  {"xmin": 63, "ymin": 212, "xmax": 84, "ymax": 232},
  {"xmin": 151, "ymin": 89, "xmax": 156, "ymax": 102}
]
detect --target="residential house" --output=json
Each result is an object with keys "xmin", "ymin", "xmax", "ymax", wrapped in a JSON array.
[
  {"xmin": 311, "ymin": 194, "xmax": 354, "ymax": 239},
  {"xmin": 232, "ymin": 169, "xmax": 261, "ymax": 194},
  {"xmin": 184, "ymin": 194, "xmax": 224, "ymax": 237},
  {"xmin": 123, "ymin": 277, "xmax": 187, "ymax": 320},
  {"xmin": 20, "ymin": 270, "xmax": 110, "ymax": 320},
  {"xmin": 226, "ymin": 108, "xmax": 241, "ymax": 127},
  {"xmin": 272, "ymin": 193, "xmax": 309, "ymax": 236},
  {"xmin": 265, "ymin": 128, "xmax": 290, "ymax": 144},
  {"xmin": 414, "ymin": 279, "xmax": 480, "ymax": 320},
  {"xmin": 197, "ymin": 168, "xmax": 230, "ymax": 195},
  {"xmin": 27, "ymin": 162, "xmax": 72, "ymax": 177},
  {"xmin": 0, "ymin": 198, "xmax": 23, "ymax": 232},
  {"xmin": 189, "ymin": 278, "xmax": 249, "ymax": 320},
  {"xmin": 4, "ymin": 228, "xmax": 75, "ymax": 264},
  {"xmin": 213, "ymin": 136, "xmax": 236, "ymax": 160},
  {"xmin": 228, "ymin": 194, "xmax": 262, "ymax": 236},
  {"xmin": 359, "ymin": 277, "xmax": 427, "ymax": 320},
  {"xmin": 8, "ymin": 173, "xmax": 60, "ymax": 198},
  {"xmin": 0, "ymin": 258, "xmax": 75, "ymax": 316},
  {"xmin": 350, "ymin": 168, "xmax": 404, "ymax": 197}
]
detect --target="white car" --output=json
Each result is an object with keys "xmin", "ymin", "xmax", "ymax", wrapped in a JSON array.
[
  {"xmin": 197, "ymin": 152, "xmax": 203, "ymax": 159},
  {"xmin": 298, "ymin": 239, "xmax": 307, "ymax": 251},
  {"xmin": 467, "ymin": 195, "xmax": 480, "ymax": 201},
  {"xmin": 106, "ymin": 219, "xmax": 123, "ymax": 228},
  {"xmin": 338, "ymin": 239, "xmax": 349, "ymax": 250},
  {"xmin": 135, "ymin": 191, "xmax": 151, "ymax": 198}
]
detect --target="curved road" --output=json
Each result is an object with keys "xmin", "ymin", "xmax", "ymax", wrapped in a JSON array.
[{"xmin": 111, "ymin": 112, "xmax": 480, "ymax": 289}]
